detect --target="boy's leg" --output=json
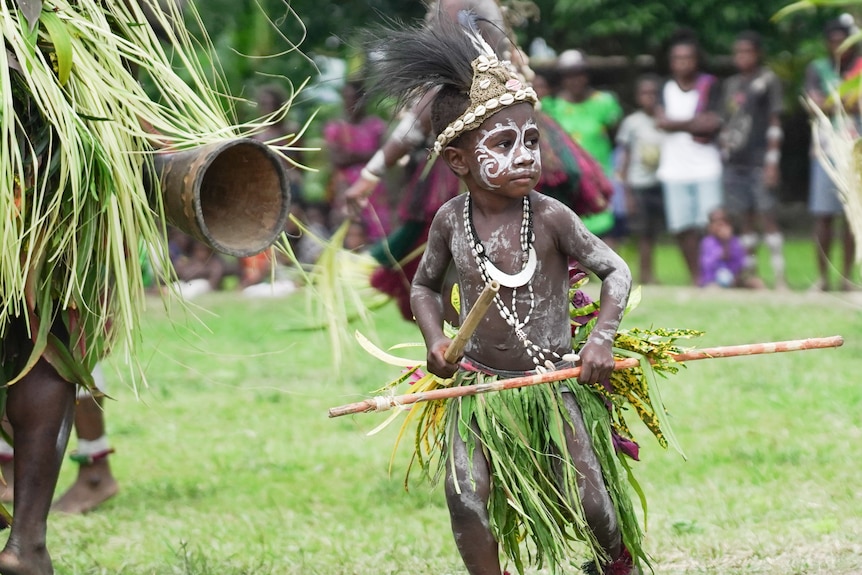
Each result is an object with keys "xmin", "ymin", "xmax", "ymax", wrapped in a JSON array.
[
  {"xmin": 558, "ymin": 393, "xmax": 622, "ymax": 560},
  {"xmin": 0, "ymin": 358, "xmax": 75, "ymax": 575},
  {"xmin": 52, "ymin": 388, "xmax": 118, "ymax": 514},
  {"xmin": 444, "ymin": 421, "xmax": 501, "ymax": 575}
]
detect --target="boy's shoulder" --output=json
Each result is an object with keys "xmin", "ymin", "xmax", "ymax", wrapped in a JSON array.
[
  {"xmin": 431, "ymin": 193, "xmax": 467, "ymax": 226},
  {"xmin": 622, "ymin": 109, "xmax": 651, "ymax": 125},
  {"xmin": 531, "ymin": 191, "xmax": 576, "ymax": 223}
]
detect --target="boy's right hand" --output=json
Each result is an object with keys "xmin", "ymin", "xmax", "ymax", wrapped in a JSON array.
[{"xmin": 427, "ymin": 337, "xmax": 459, "ymax": 379}]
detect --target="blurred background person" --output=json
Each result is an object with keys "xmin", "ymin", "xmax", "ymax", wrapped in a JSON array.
[
  {"xmin": 542, "ymin": 49, "xmax": 622, "ymax": 237},
  {"xmin": 616, "ymin": 74, "xmax": 666, "ymax": 284},
  {"xmin": 656, "ymin": 29, "xmax": 723, "ymax": 285},
  {"xmin": 804, "ymin": 17, "xmax": 861, "ymax": 292},
  {"xmin": 719, "ymin": 31, "xmax": 787, "ymax": 289},
  {"xmin": 699, "ymin": 207, "xmax": 765, "ymax": 289},
  {"xmin": 323, "ymin": 78, "xmax": 391, "ymax": 242}
]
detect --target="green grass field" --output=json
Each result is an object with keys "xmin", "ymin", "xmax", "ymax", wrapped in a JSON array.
[
  {"xmin": 617, "ymin": 234, "xmax": 860, "ymax": 290},
  {"xmin": 2, "ymin": 239, "xmax": 861, "ymax": 575}
]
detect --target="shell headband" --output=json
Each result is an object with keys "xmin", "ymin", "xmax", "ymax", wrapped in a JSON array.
[{"xmin": 432, "ymin": 53, "xmax": 538, "ymax": 154}]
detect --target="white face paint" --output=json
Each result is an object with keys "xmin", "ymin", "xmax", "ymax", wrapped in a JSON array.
[{"xmin": 473, "ymin": 117, "xmax": 541, "ymax": 189}]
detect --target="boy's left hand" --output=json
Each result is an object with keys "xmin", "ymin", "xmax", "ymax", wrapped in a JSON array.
[{"xmin": 577, "ymin": 340, "xmax": 615, "ymax": 384}]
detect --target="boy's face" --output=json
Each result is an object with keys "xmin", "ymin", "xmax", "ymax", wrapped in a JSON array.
[
  {"xmin": 636, "ymin": 81, "xmax": 658, "ymax": 112},
  {"xmin": 457, "ymin": 103, "xmax": 541, "ymax": 197}
]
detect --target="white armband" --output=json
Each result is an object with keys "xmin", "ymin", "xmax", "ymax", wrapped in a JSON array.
[
  {"xmin": 360, "ymin": 167, "xmax": 382, "ymax": 183},
  {"xmin": 766, "ymin": 125, "xmax": 783, "ymax": 143},
  {"xmin": 764, "ymin": 149, "xmax": 781, "ymax": 165},
  {"xmin": 363, "ymin": 149, "xmax": 386, "ymax": 180}
]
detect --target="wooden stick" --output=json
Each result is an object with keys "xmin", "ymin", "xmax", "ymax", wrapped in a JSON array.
[
  {"xmin": 444, "ymin": 280, "xmax": 500, "ymax": 364},
  {"xmin": 328, "ymin": 335, "xmax": 844, "ymax": 418}
]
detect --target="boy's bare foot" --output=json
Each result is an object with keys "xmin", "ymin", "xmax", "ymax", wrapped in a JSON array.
[
  {"xmin": 52, "ymin": 461, "xmax": 118, "ymax": 514},
  {"xmin": 0, "ymin": 458, "xmax": 13, "ymax": 504},
  {"xmin": 0, "ymin": 546, "xmax": 53, "ymax": 575}
]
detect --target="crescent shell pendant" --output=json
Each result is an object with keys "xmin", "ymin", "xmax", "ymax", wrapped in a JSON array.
[{"xmin": 482, "ymin": 247, "xmax": 537, "ymax": 288}]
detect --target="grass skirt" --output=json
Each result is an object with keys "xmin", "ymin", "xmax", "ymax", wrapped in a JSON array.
[{"xmin": 427, "ymin": 368, "xmax": 645, "ymax": 574}]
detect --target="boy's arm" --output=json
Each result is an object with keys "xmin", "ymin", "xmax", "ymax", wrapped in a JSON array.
[
  {"xmin": 614, "ymin": 117, "xmax": 632, "ymax": 182},
  {"xmin": 558, "ymin": 210, "xmax": 632, "ymax": 384},
  {"xmin": 410, "ymin": 212, "xmax": 458, "ymax": 379},
  {"xmin": 614, "ymin": 138, "xmax": 637, "ymax": 216}
]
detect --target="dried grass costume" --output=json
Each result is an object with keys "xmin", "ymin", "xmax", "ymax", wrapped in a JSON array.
[{"xmin": 0, "ymin": 0, "xmax": 290, "ymax": 389}]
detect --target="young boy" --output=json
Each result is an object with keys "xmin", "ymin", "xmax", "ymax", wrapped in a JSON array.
[
  {"xmin": 616, "ymin": 74, "xmax": 666, "ymax": 284},
  {"xmin": 368, "ymin": 14, "xmax": 640, "ymax": 575}
]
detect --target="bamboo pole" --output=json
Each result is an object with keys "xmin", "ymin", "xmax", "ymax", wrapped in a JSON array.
[
  {"xmin": 328, "ymin": 335, "xmax": 844, "ymax": 418},
  {"xmin": 443, "ymin": 280, "xmax": 500, "ymax": 363}
]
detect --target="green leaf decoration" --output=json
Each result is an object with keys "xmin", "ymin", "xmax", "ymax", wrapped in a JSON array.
[{"xmin": 39, "ymin": 10, "xmax": 73, "ymax": 86}]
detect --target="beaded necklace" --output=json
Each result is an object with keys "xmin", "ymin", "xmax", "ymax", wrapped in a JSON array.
[{"xmin": 463, "ymin": 193, "xmax": 565, "ymax": 371}]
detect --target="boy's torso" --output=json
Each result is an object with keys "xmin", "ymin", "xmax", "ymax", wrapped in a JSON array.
[{"xmin": 441, "ymin": 193, "xmax": 574, "ymax": 372}]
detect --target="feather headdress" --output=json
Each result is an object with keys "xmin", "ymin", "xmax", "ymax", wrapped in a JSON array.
[{"xmin": 365, "ymin": 10, "xmax": 536, "ymax": 153}]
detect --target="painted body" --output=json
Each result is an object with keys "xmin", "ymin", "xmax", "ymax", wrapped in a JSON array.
[{"xmin": 410, "ymin": 101, "xmax": 633, "ymax": 575}]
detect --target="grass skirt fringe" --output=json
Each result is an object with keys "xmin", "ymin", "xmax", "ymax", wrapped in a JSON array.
[{"xmin": 433, "ymin": 370, "xmax": 645, "ymax": 574}]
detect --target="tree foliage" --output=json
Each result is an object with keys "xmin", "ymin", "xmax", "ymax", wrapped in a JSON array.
[
  {"xmin": 190, "ymin": 0, "xmax": 426, "ymax": 119},
  {"xmin": 521, "ymin": 0, "xmax": 846, "ymax": 62},
  {"xmin": 185, "ymin": 0, "xmax": 860, "ymax": 118}
]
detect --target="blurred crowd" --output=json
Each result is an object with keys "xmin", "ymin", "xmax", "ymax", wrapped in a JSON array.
[{"xmin": 165, "ymin": 18, "xmax": 862, "ymax": 297}]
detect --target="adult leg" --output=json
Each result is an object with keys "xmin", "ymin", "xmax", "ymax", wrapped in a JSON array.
[
  {"xmin": 809, "ymin": 160, "xmax": 840, "ymax": 291},
  {"xmin": 841, "ymin": 222, "xmax": 857, "ymax": 290},
  {"xmin": 0, "ymin": 358, "xmax": 75, "ymax": 575},
  {"xmin": 445, "ymin": 422, "xmax": 501, "ymax": 575},
  {"xmin": 812, "ymin": 215, "xmax": 833, "ymax": 291},
  {"xmin": 52, "ymin": 364, "xmax": 118, "ymax": 514},
  {"xmin": 632, "ymin": 186, "xmax": 659, "ymax": 285},
  {"xmin": 675, "ymin": 229, "xmax": 700, "ymax": 285},
  {"xmin": 762, "ymin": 225, "xmax": 787, "ymax": 289},
  {"xmin": 662, "ymin": 181, "xmax": 701, "ymax": 285},
  {"xmin": 637, "ymin": 235, "xmax": 655, "ymax": 285},
  {"xmin": 752, "ymin": 167, "xmax": 786, "ymax": 289}
]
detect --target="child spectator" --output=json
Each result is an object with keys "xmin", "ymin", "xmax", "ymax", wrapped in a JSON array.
[
  {"xmin": 616, "ymin": 74, "xmax": 666, "ymax": 283},
  {"xmin": 699, "ymin": 208, "xmax": 765, "ymax": 289}
]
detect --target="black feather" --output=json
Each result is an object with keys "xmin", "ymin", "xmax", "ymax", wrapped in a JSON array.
[{"xmin": 362, "ymin": 11, "xmax": 483, "ymax": 112}]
